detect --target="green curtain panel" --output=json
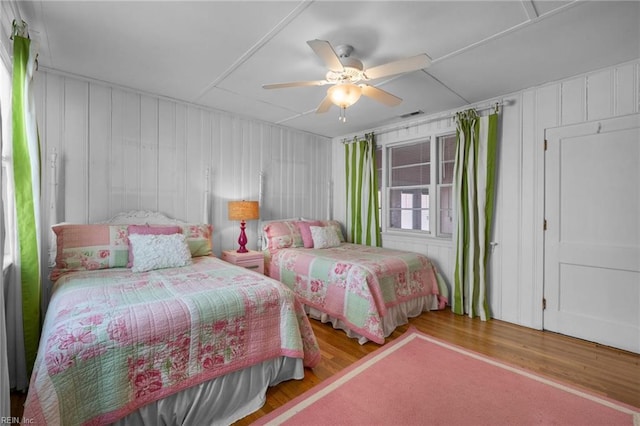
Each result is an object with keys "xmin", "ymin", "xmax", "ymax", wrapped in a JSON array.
[
  {"xmin": 12, "ymin": 29, "xmax": 41, "ymax": 374},
  {"xmin": 345, "ymin": 133, "xmax": 381, "ymax": 246},
  {"xmin": 452, "ymin": 109, "xmax": 498, "ymax": 320}
]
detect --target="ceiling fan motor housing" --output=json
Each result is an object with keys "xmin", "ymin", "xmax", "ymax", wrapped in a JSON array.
[
  {"xmin": 326, "ymin": 58, "xmax": 364, "ymax": 83},
  {"xmin": 323, "ymin": 44, "xmax": 364, "ymax": 83}
]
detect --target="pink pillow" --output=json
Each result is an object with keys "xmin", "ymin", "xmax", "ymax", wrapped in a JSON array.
[
  {"xmin": 127, "ymin": 225, "xmax": 182, "ymax": 267},
  {"xmin": 297, "ymin": 221, "xmax": 321, "ymax": 248}
]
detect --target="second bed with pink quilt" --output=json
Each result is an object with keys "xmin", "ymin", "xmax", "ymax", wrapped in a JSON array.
[{"xmin": 263, "ymin": 219, "xmax": 449, "ymax": 344}]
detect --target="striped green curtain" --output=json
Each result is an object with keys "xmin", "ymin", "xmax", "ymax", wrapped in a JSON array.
[
  {"xmin": 452, "ymin": 109, "xmax": 498, "ymax": 320},
  {"xmin": 345, "ymin": 133, "xmax": 381, "ymax": 246},
  {"xmin": 11, "ymin": 22, "xmax": 41, "ymax": 374}
]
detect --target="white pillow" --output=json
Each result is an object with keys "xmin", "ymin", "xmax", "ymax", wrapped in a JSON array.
[
  {"xmin": 128, "ymin": 233, "xmax": 192, "ymax": 272},
  {"xmin": 310, "ymin": 226, "xmax": 341, "ymax": 249}
]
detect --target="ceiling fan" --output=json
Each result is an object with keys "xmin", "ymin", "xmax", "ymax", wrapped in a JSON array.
[{"xmin": 263, "ymin": 39, "xmax": 431, "ymax": 122}]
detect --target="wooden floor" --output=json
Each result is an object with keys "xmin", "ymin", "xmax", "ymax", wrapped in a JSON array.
[
  {"xmin": 11, "ymin": 310, "xmax": 640, "ymax": 424},
  {"xmin": 238, "ymin": 310, "xmax": 640, "ymax": 425}
]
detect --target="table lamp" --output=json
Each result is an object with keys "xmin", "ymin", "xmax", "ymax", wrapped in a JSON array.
[{"xmin": 228, "ymin": 200, "xmax": 260, "ymax": 253}]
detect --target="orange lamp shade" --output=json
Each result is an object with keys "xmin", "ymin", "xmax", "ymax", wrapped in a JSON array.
[{"xmin": 228, "ymin": 201, "xmax": 260, "ymax": 221}]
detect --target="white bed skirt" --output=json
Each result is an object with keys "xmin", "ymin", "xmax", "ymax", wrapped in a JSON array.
[
  {"xmin": 112, "ymin": 356, "xmax": 303, "ymax": 426},
  {"xmin": 306, "ymin": 294, "xmax": 440, "ymax": 345}
]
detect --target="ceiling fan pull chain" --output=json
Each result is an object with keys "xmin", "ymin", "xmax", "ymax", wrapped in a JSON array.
[{"xmin": 339, "ymin": 107, "xmax": 347, "ymax": 122}]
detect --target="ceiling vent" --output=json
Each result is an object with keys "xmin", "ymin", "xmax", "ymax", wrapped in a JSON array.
[{"xmin": 399, "ymin": 110, "xmax": 424, "ymax": 119}]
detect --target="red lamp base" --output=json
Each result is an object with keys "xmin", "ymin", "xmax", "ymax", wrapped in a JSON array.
[{"xmin": 237, "ymin": 220, "xmax": 248, "ymax": 253}]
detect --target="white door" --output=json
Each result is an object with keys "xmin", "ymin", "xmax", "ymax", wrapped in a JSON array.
[{"xmin": 544, "ymin": 114, "xmax": 640, "ymax": 354}]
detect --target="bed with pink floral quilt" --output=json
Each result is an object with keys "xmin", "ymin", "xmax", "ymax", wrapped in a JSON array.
[
  {"xmin": 262, "ymin": 219, "xmax": 449, "ymax": 345},
  {"xmin": 23, "ymin": 213, "xmax": 320, "ymax": 426}
]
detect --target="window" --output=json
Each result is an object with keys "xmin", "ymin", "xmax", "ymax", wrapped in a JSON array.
[
  {"xmin": 388, "ymin": 141, "xmax": 431, "ymax": 231},
  {"xmin": 384, "ymin": 132, "xmax": 456, "ymax": 238},
  {"xmin": 0, "ymin": 52, "xmax": 13, "ymax": 264}
]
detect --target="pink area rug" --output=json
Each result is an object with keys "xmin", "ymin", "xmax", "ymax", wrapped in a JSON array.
[{"xmin": 254, "ymin": 328, "xmax": 639, "ymax": 425}]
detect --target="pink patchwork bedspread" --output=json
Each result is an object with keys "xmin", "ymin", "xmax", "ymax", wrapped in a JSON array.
[
  {"xmin": 23, "ymin": 256, "xmax": 320, "ymax": 425},
  {"xmin": 268, "ymin": 243, "xmax": 444, "ymax": 344}
]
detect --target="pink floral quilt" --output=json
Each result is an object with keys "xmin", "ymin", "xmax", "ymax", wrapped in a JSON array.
[
  {"xmin": 23, "ymin": 256, "xmax": 320, "ymax": 425},
  {"xmin": 268, "ymin": 243, "xmax": 444, "ymax": 344}
]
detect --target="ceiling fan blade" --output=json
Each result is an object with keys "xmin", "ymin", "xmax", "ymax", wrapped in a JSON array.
[
  {"xmin": 315, "ymin": 95, "xmax": 333, "ymax": 113},
  {"xmin": 364, "ymin": 54, "xmax": 432, "ymax": 80},
  {"xmin": 262, "ymin": 80, "xmax": 328, "ymax": 89},
  {"xmin": 307, "ymin": 39, "xmax": 344, "ymax": 72},
  {"xmin": 360, "ymin": 85, "xmax": 402, "ymax": 106}
]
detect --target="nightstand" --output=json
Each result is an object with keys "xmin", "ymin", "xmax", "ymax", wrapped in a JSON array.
[{"xmin": 221, "ymin": 249, "xmax": 264, "ymax": 274}]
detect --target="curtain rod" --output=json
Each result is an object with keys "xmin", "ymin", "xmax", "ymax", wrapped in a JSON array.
[{"xmin": 342, "ymin": 99, "xmax": 511, "ymax": 143}]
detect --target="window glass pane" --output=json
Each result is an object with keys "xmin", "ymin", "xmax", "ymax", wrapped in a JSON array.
[
  {"xmin": 441, "ymin": 162, "xmax": 455, "ymax": 184},
  {"xmin": 439, "ymin": 134, "xmax": 456, "ymax": 185},
  {"xmin": 389, "ymin": 208, "xmax": 430, "ymax": 231},
  {"xmin": 421, "ymin": 210, "xmax": 430, "ymax": 231},
  {"xmin": 391, "ymin": 141, "xmax": 430, "ymax": 167},
  {"xmin": 389, "ymin": 188, "xmax": 429, "ymax": 231},
  {"xmin": 441, "ymin": 135, "xmax": 456, "ymax": 161},
  {"xmin": 390, "ymin": 188, "xmax": 429, "ymax": 208},
  {"xmin": 439, "ymin": 185, "xmax": 453, "ymax": 235},
  {"xmin": 391, "ymin": 164, "xmax": 430, "ymax": 186},
  {"xmin": 401, "ymin": 193, "xmax": 413, "ymax": 227}
]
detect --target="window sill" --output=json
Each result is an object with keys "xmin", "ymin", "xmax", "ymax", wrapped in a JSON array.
[{"xmin": 382, "ymin": 231, "xmax": 453, "ymax": 248}]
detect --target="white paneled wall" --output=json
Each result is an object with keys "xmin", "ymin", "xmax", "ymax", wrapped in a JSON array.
[
  {"xmin": 31, "ymin": 59, "xmax": 639, "ymax": 331},
  {"xmin": 332, "ymin": 59, "xmax": 639, "ymax": 330},
  {"xmin": 35, "ymin": 71, "xmax": 331, "ymax": 290}
]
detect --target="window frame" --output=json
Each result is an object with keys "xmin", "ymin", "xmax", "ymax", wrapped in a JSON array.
[
  {"xmin": 0, "ymin": 48, "xmax": 14, "ymax": 266},
  {"xmin": 436, "ymin": 133, "xmax": 456, "ymax": 238},
  {"xmin": 379, "ymin": 128, "xmax": 457, "ymax": 240}
]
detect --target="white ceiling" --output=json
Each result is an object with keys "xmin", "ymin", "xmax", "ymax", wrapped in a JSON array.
[{"xmin": 17, "ymin": 1, "xmax": 640, "ymax": 138}]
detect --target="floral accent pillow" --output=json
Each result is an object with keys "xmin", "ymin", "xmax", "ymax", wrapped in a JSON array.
[
  {"xmin": 128, "ymin": 233, "xmax": 192, "ymax": 273},
  {"xmin": 51, "ymin": 224, "xmax": 130, "ymax": 281},
  {"xmin": 310, "ymin": 226, "xmax": 341, "ymax": 249},
  {"xmin": 263, "ymin": 221, "xmax": 303, "ymax": 251},
  {"xmin": 319, "ymin": 220, "xmax": 346, "ymax": 242},
  {"xmin": 180, "ymin": 224, "xmax": 213, "ymax": 257}
]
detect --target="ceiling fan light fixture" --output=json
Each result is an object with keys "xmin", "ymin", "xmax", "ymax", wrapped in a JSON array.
[
  {"xmin": 327, "ymin": 83, "xmax": 362, "ymax": 108},
  {"xmin": 264, "ymin": 39, "xmax": 431, "ymax": 123}
]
